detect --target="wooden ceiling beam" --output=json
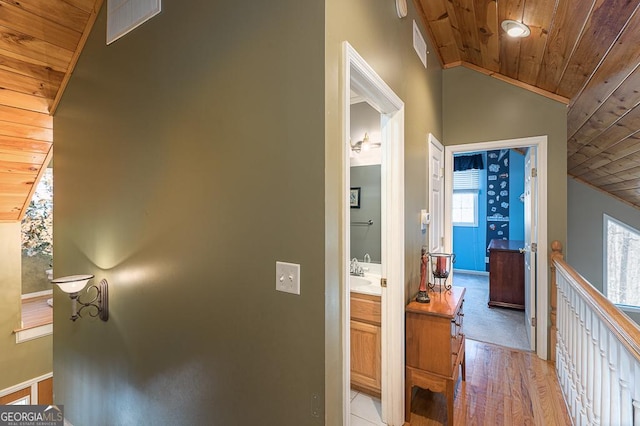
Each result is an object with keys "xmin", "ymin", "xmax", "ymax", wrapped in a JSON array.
[{"xmin": 451, "ymin": 61, "xmax": 570, "ymax": 104}]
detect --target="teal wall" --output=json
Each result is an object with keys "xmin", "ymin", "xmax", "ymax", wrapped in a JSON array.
[
  {"xmin": 453, "ymin": 150, "xmax": 525, "ymax": 272},
  {"xmin": 53, "ymin": 2, "xmax": 325, "ymax": 424}
]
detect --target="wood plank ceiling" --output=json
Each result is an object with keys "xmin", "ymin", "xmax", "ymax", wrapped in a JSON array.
[
  {"xmin": 4, "ymin": 1, "xmax": 640, "ymax": 218},
  {"xmin": 0, "ymin": 0, "xmax": 102, "ymax": 221},
  {"xmin": 415, "ymin": 0, "xmax": 640, "ymax": 208}
]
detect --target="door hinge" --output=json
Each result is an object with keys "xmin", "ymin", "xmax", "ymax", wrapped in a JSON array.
[
  {"xmin": 440, "ymin": 167, "xmax": 444, "ymax": 178},
  {"xmin": 531, "ymin": 167, "xmax": 538, "ymax": 178},
  {"xmin": 532, "ymin": 317, "xmax": 537, "ymax": 327},
  {"xmin": 531, "ymin": 243, "xmax": 537, "ymax": 253},
  {"xmin": 381, "ymin": 278, "xmax": 387, "ymax": 288}
]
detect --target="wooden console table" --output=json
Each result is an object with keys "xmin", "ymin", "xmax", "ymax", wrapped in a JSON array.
[
  {"xmin": 405, "ymin": 287, "xmax": 465, "ymax": 425},
  {"xmin": 488, "ymin": 239, "xmax": 525, "ymax": 310}
]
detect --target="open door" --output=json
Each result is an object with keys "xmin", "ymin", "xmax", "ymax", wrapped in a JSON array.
[
  {"xmin": 524, "ymin": 147, "xmax": 537, "ymax": 351},
  {"xmin": 428, "ymin": 134, "xmax": 444, "ymax": 254}
]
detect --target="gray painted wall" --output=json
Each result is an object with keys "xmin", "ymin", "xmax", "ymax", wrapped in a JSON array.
[
  {"xmin": 53, "ymin": 2, "xmax": 324, "ymax": 425},
  {"xmin": 350, "ymin": 165, "xmax": 381, "ymax": 262},
  {"xmin": 567, "ymin": 177, "xmax": 640, "ymax": 324}
]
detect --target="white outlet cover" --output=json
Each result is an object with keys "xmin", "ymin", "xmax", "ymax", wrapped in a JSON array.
[{"xmin": 276, "ymin": 261, "xmax": 300, "ymax": 295}]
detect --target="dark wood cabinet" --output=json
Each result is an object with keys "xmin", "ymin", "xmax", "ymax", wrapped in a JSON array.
[
  {"xmin": 488, "ymin": 239, "xmax": 525, "ymax": 310},
  {"xmin": 405, "ymin": 287, "xmax": 466, "ymax": 425}
]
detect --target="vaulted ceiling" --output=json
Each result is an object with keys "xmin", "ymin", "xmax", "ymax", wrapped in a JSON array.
[
  {"xmin": 0, "ymin": 0, "xmax": 102, "ymax": 221},
  {"xmin": 2, "ymin": 1, "xmax": 640, "ymax": 221},
  {"xmin": 414, "ymin": 0, "xmax": 640, "ymax": 208}
]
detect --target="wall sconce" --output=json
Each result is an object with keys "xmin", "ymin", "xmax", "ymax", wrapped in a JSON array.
[
  {"xmin": 501, "ymin": 20, "xmax": 531, "ymax": 38},
  {"xmin": 51, "ymin": 274, "xmax": 109, "ymax": 322}
]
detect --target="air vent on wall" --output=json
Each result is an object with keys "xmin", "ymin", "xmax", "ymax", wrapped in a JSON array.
[
  {"xmin": 107, "ymin": 0, "xmax": 161, "ymax": 45},
  {"xmin": 413, "ymin": 20, "xmax": 427, "ymax": 68}
]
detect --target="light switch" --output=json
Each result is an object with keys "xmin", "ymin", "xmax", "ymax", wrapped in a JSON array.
[{"xmin": 276, "ymin": 261, "xmax": 300, "ymax": 295}]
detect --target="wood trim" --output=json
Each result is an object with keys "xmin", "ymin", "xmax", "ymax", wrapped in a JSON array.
[
  {"xmin": 450, "ymin": 61, "xmax": 571, "ymax": 104},
  {"xmin": 17, "ymin": 145, "xmax": 51, "ymax": 220},
  {"xmin": 37, "ymin": 377, "xmax": 53, "ymax": 405},
  {"xmin": 552, "ymin": 248, "xmax": 640, "ymax": 362},
  {"xmin": 50, "ymin": 0, "xmax": 104, "ymax": 115},
  {"xmin": 0, "ymin": 387, "xmax": 30, "ymax": 404},
  {"xmin": 569, "ymin": 175, "xmax": 640, "ymax": 211}
]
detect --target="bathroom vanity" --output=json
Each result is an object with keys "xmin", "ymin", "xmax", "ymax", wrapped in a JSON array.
[{"xmin": 350, "ymin": 290, "xmax": 381, "ymax": 397}]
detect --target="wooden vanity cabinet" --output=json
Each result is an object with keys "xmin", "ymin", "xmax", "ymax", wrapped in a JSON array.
[
  {"xmin": 405, "ymin": 287, "xmax": 466, "ymax": 425},
  {"xmin": 350, "ymin": 292, "xmax": 381, "ymax": 398},
  {"xmin": 488, "ymin": 239, "xmax": 525, "ymax": 310}
]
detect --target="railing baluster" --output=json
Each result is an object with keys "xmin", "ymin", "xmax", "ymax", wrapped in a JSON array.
[
  {"xmin": 620, "ymin": 349, "xmax": 632, "ymax": 424},
  {"xmin": 550, "ymin": 241, "xmax": 640, "ymax": 426},
  {"xmin": 592, "ymin": 317, "xmax": 601, "ymax": 425},
  {"xmin": 600, "ymin": 324, "xmax": 610, "ymax": 425}
]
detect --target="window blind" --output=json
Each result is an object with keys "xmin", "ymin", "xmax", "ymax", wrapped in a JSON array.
[{"xmin": 453, "ymin": 169, "xmax": 480, "ymax": 190}]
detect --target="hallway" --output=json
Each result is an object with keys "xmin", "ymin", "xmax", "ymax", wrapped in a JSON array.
[{"xmin": 405, "ymin": 339, "xmax": 571, "ymax": 425}]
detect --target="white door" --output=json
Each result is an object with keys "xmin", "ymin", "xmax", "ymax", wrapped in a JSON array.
[
  {"xmin": 524, "ymin": 148, "xmax": 537, "ymax": 351},
  {"xmin": 428, "ymin": 134, "xmax": 444, "ymax": 254}
]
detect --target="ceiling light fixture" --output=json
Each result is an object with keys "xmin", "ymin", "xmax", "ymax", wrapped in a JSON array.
[
  {"xmin": 350, "ymin": 133, "xmax": 383, "ymax": 153},
  {"xmin": 51, "ymin": 274, "xmax": 109, "ymax": 322},
  {"xmin": 501, "ymin": 20, "xmax": 530, "ymax": 38}
]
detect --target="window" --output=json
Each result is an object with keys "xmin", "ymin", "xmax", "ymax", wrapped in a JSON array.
[
  {"xmin": 605, "ymin": 215, "xmax": 640, "ymax": 308},
  {"xmin": 452, "ymin": 169, "xmax": 479, "ymax": 227}
]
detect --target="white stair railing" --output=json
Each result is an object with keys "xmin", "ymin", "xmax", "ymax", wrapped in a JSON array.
[{"xmin": 551, "ymin": 241, "xmax": 640, "ymax": 426}]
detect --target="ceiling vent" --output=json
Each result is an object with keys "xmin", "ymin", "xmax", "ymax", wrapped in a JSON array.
[
  {"xmin": 413, "ymin": 20, "xmax": 427, "ymax": 68},
  {"xmin": 107, "ymin": 0, "xmax": 161, "ymax": 44}
]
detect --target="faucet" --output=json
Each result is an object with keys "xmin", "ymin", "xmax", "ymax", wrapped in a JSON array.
[{"xmin": 350, "ymin": 258, "xmax": 364, "ymax": 276}]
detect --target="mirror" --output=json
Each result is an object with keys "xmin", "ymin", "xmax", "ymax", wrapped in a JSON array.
[{"xmin": 350, "ymin": 101, "xmax": 381, "ymax": 263}]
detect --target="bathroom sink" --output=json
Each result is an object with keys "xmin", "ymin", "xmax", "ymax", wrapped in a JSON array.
[{"xmin": 350, "ymin": 275, "xmax": 382, "ymax": 296}]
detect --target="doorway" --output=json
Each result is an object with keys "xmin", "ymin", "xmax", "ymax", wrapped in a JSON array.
[
  {"xmin": 342, "ymin": 42, "xmax": 405, "ymax": 425},
  {"xmin": 444, "ymin": 136, "xmax": 548, "ymax": 359},
  {"xmin": 449, "ymin": 148, "xmax": 529, "ymax": 351}
]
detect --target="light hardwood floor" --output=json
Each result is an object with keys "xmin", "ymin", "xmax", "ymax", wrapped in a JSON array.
[
  {"xmin": 15, "ymin": 295, "xmax": 52, "ymax": 331},
  {"xmin": 405, "ymin": 339, "xmax": 571, "ymax": 425}
]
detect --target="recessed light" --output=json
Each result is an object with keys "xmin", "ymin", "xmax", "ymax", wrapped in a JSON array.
[{"xmin": 501, "ymin": 20, "xmax": 531, "ymax": 38}]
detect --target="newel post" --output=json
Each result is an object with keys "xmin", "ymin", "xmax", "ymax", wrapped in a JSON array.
[{"xmin": 550, "ymin": 240, "xmax": 563, "ymax": 364}]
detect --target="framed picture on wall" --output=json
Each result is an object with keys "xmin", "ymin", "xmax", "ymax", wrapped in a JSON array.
[{"xmin": 350, "ymin": 187, "xmax": 361, "ymax": 208}]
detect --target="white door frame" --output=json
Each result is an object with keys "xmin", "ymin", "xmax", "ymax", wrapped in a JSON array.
[
  {"xmin": 444, "ymin": 136, "xmax": 549, "ymax": 360},
  {"xmin": 342, "ymin": 42, "xmax": 405, "ymax": 425},
  {"xmin": 428, "ymin": 134, "xmax": 445, "ymax": 254}
]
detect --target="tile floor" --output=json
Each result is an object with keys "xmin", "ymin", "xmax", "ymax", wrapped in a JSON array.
[{"xmin": 350, "ymin": 389, "xmax": 384, "ymax": 425}]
